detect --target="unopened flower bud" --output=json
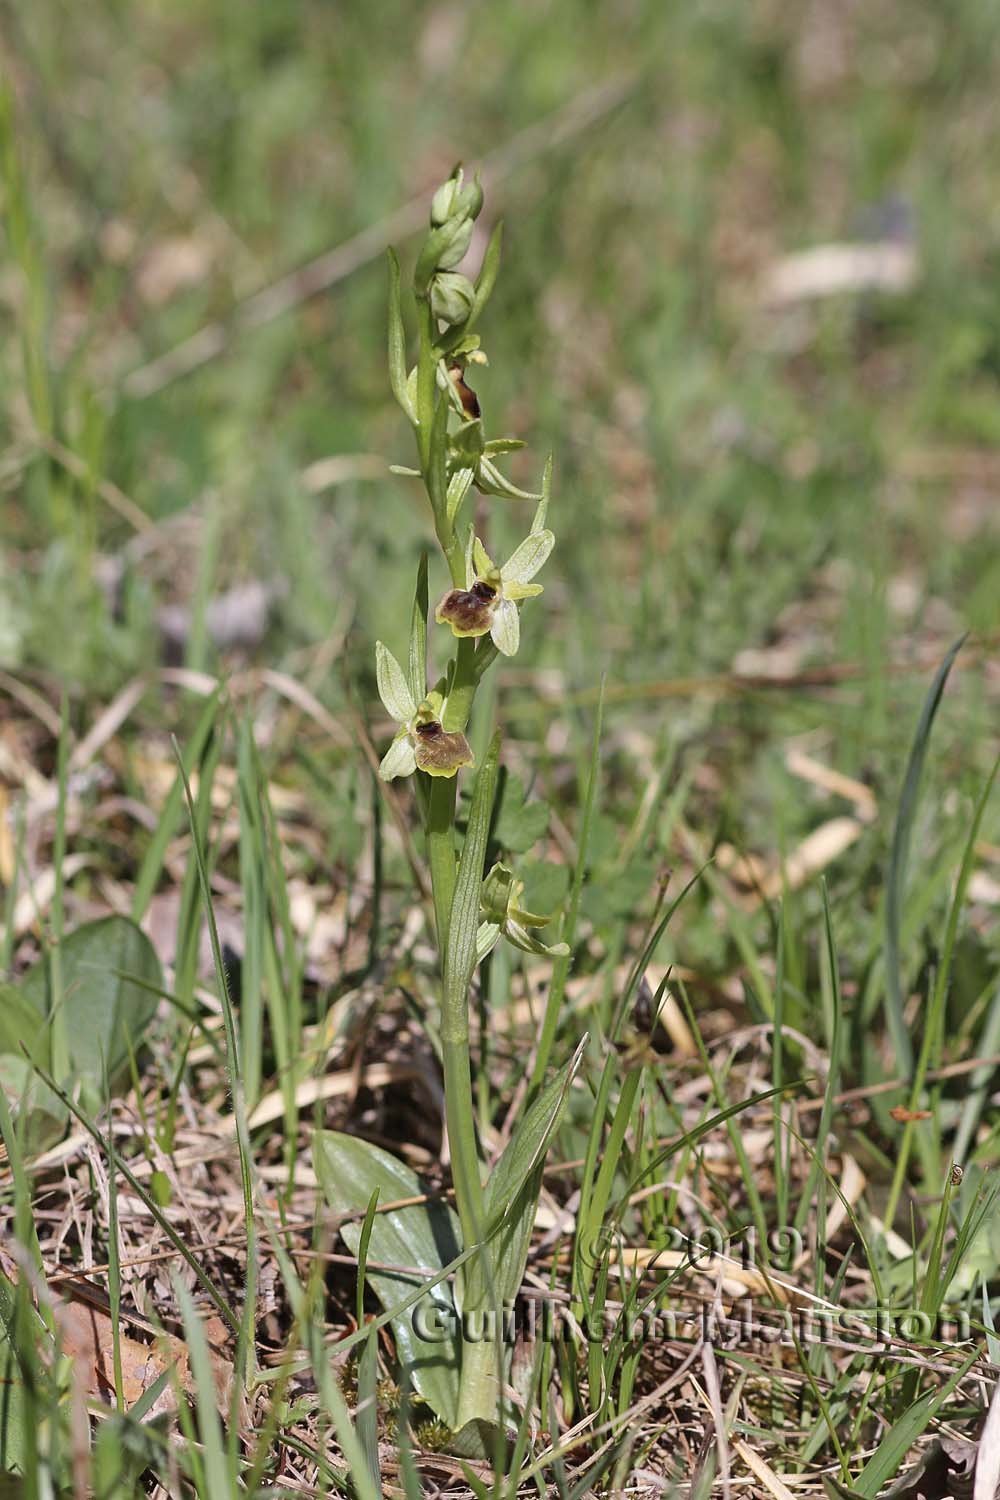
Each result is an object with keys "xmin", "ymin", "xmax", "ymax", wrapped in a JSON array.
[
  {"xmin": 434, "ymin": 215, "xmax": 474, "ymax": 271},
  {"xmin": 430, "ymin": 271, "xmax": 475, "ymax": 325},
  {"xmin": 431, "ymin": 170, "xmax": 463, "ymax": 226},
  {"xmin": 430, "ymin": 168, "xmax": 484, "ymax": 228}
]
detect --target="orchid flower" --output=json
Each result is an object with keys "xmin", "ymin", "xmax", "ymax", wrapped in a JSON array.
[
  {"xmin": 375, "ymin": 642, "xmax": 474, "ymax": 781},
  {"xmin": 435, "ymin": 529, "xmax": 554, "ymax": 657}
]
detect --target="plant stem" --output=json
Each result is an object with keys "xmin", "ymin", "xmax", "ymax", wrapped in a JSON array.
[{"xmin": 426, "ymin": 776, "xmax": 457, "ymax": 952}]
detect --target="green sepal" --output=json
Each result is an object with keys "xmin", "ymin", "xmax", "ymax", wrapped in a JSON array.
[{"xmin": 484, "ymin": 438, "xmax": 527, "ymax": 456}]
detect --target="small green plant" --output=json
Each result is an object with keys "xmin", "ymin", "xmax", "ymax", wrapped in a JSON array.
[{"xmin": 315, "ymin": 166, "xmax": 581, "ymax": 1457}]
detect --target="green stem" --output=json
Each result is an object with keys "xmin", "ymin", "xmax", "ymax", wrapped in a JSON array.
[
  {"xmin": 443, "ymin": 638, "xmax": 478, "ymax": 732},
  {"xmin": 427, "ymin": 775, "xmax": 457, "ymax": 952}
]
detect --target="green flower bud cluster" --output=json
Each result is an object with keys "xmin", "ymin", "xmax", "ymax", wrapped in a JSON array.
[{"xmin": 414, "ymin": 165, "xmax": 484, "ymax": 326}]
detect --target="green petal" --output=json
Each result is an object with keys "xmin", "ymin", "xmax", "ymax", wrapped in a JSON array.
[
  {"xmin": 510, "ymin": 903, "xmax": 552, "ymax": 930},
  {"xmin": 490, "ymin": 596, "xmax": 519, "ymax": 657},
  {"xmin": 375, "ymin": 641, "xmax": 416, "ymax": 725},
  {"xmin": 379, "ymin": 733, "xmax": 417, "ymax": 781},
  {"xmin": 504, "ymin": 919, "xmax": 570, "ymax": 958},
  {"xmin": 473, "ymin": 536, "xmax": 495, "ymax": 578},
  {"xmin": 503, "ymin": 580, "xmax": 543, "ymax": 602},
  {"xmin": 475, "ymin": 921, "xmax": 502, "ymax": 965},
  {"xmin": 500, "ymin": 529, "xmax": 554, "ymax": 586}
]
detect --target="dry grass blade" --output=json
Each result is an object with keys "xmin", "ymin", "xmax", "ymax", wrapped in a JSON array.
[
  {"xmin": 974, "ymin": 1379, "xmax": 1000, "ymax": 1500},
  {"xmin": 731, "ymin": 1439, "xmax": 797, "ymax": 1499}
]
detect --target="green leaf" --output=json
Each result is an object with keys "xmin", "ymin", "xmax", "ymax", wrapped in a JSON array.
[
  {"xmin": 0, "ymin": 1055, "xmax": 65, "ymax": 1153},
  {"xmin": 482, "ymin": 1042, "xmax": 583, "ymax": 1304},
  {"xmin": 20, "ymin": 916, "xmax": 162, "ymax": 1109},
  {"xmin": 408, "ymin": 555, "xmax": 428, "ymax": 710},
  {"xmin": 851, "ymin": 1348, "xmax": 976, "ymax": 1495},
  {"xmin": 494, "ymin": 775, "xmax": 549, "ymax": 854},
  {"xmin": 531, "ymin": 455, "xmax": 552, "ymax": 535},
  {"xmin": 444, "ymin": 734, "xmax": 501, "ymax": 1009},
  {"xmin": 387, "ymin": 249, "xmax": 416, "ymax": 423},
  {"xmin": 0, "ymin": 1266, "xmax": 43, "ymax": 1474},
  {"xmin": 0, "ymin": 985, "xmax": 47, "ymax": 1063},
  {"xmin": 314, "ymin": 1131, "xmax": 462, "ymax": 1429},
  {"xmin": 884, "ymin": 635, "xmax": 965, "ymax": 1078}
]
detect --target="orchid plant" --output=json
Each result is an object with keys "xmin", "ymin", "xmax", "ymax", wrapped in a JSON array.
[{"xmin": 314, "ymin": 167, "xmax": 581, "ymax": 1457}]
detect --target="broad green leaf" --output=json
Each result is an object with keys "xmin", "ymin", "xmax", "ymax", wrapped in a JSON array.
[
  {"xmin": 21, "ymin": 916, "xmax": 162, "ymax": 1110},
  {"xmin": 446, "ymin": 466, "xmax": 475, "ymax": 526},
  {"xmin": 482, "ymin": 1043, "xmax": 583, "ymax": 1305},
  {"xmin": 494, "ymin": 774, "xmax": 549, "ymax": 854},
  {"xmin": 314, "ymin": 1130, "xmax": 462, "ymax": 1429},
  {"xmin": 0, "ymin": 1056, "xmax": 66, "ymax": 1153},
  {"xmin": 0, "ymin": 986, "xmax": 47, "ymax": 1064}
]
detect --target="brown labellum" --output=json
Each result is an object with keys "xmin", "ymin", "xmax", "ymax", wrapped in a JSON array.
[
  {"xmin": 413, "ymin": 720, "xmax": 474, "ymax": 775},
  {"xmin": 436, "ymin": 581, "xmax": 497, "ymax": 636}
]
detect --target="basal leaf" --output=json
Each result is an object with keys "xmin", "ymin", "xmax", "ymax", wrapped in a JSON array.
[
  {"xmin": 0, "ymin": 986, "xmax": 48, "ymax": 1066},
  {"xmin": 21, "ymin": 916, "xmax": 162, "ymax": 1109},
  {"xmin": 314, "ymin": 1130, "xmax": 462, "ymax": 1429},
  {"xmin": 482, "ymin": 1042, "xmax": 583, "ymax": 1305}
]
